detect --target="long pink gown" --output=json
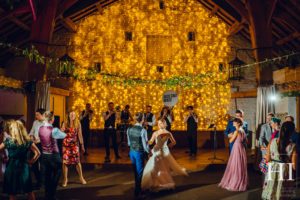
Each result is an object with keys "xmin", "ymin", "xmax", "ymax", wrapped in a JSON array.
[{"xmin": 219, "ymin": 129, "xmax": 248, "ymax": 191}]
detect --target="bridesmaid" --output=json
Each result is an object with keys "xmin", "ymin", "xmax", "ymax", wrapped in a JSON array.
[
  {"xmin": 1, "ymin": 120, "xmax": 40, "ymax": 200},
  {"xmin": 62, "ymin": 111, "xmax": 87, "ymax": 187},
  {"xmin": 219, "ymin": 118, "xmax": 248, "ymax": 191}
]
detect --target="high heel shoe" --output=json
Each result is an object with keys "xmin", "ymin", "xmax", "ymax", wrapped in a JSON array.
[
  {"xmin": 80, "ymin": 178, "xmax": 87, "ymax": 185},
  {"xmin": 62, "ymin": 180, "xmax": 68, "ymax": 187}
]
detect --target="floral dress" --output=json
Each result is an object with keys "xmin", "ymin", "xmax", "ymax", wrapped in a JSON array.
[
  {"xmin": 63, "ymin": 127, "xmax": 80, "ymax": 165},
  {"xmin": 262, "ymin": 139, "xmax": 296, "ymax": 199}
]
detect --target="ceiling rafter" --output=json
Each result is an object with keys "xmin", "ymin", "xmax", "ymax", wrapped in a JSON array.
[
  {"xmin": 0, "ymin": 7, "xmax": 30, "ymax": 31},
  {"xmin": 60, "ymin": 17, "xmax": 77, "ymax": 32},
  {"xmin": 267, "ymin": 0, "xmax": 278, "ymax": 24},
  {"xmin": 228, "ymin": 18, "xmax": 246, "ymax": 36},
  {"xmin": 224, "ymin": 0, "xmax": 249, "ymax": 21},
  {"xmin": 276, "ymin": 32, "xmax": 300, "ymax": 46}
]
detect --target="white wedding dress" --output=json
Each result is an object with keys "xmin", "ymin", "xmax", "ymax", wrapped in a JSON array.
[{"xmin": 141, "ymin": 132, "xmax": 188, "ymax": 191}]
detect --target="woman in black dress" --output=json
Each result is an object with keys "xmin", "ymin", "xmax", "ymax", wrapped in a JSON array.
[{"xmin": 159, "ymin": 106, "xmax": 174, "ymax": 132}]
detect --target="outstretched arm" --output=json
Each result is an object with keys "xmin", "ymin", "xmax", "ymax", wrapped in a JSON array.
[
  {"xmin": 168, "ymin": 132, "xmax": 176, "ymax": 147},
  {"xmin": 149, "ymin": 131, "xmax": 157, "ymax": 145},
  {"xmin": 28, "ymin": 143, "xmax": 41, "ymax": 165}
]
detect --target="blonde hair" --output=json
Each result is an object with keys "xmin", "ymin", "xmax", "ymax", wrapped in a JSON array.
[
  {"xmin": 65, "ymin": 111, "xmax": 80, "ymax": 129},
  {"xmin": 44, "ymin": 111, "xmax": 54, "ymax": 122},
  {"xmin": 8, "ymin": 120, "xmax": 31, "ymax": 145}
]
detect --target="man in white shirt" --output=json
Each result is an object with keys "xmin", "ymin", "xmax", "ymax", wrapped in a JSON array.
[{"xmin": 29, "ymin": 108, "xmax": 45, "ymax": 188}]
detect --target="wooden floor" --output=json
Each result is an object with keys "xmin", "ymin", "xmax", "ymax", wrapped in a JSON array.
[{"xmin": 81, "ymin": 147, "xmax": 255, "ymax": 172}]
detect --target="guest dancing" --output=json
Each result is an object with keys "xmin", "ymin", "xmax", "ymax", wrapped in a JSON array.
[
  {"xmin": 159, "ymin": 106, "xmax": 174, "ymax": 132},
  {"xmin": 224, "ymin": 109, "xmax": 248, "ymax": 154},
  {"xmin": 1, "ymin": 120, "xmax": 40, "ymax": 200},
  {"xmin": 29, "ymin": 108, "xmax": 45, "ymax": 189},
  {"xmin": 219, "ymin": 118, "xmax": 248, "ymax": 191},
  {"xmin": 127, "ymin": 112, "xmax": 149, "ymax": 198},
  {"xmin": 143, "ymin": 105, "xmax": 156, "ymax": 139},
  {"xmin": 39, "ymin": 111, "xmax": 66, "ymax": 200},
  {"xmin": 80, "ymin": 103, "xmax": 93, "ymax": 156},
  {"xmin": 184, "ymin": 106, "xmax": 198, "ymax": 158},
  {"xmin": 103, "ymin": 102, "xmax": 121, "ymax": 163},
  {"xmin": 62, "ymin": 111, "xmax": 87, "ymax": 187},
  {"xmin": 120, "ymin": 105, "xmax": 133, "ymax": 144},
  {"xmin": 262, "ymin": 121, "xmax": 297, "ymax": 199},
  {"xmin": 142, "ymin": 119, "xmax": 188, "ymax": 192}
]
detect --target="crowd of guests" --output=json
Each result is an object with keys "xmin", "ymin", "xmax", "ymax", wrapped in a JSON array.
[
  {"xmin": 0, "ymin": 103, "xmax": 299, "ymax": 199},
  {"xmin": 0, "ymin": 109, "xmax": 87, "ymax": 200},
  {"xmin": 220, "ymin": 109, "xmax": 299, "ymax": 199}
]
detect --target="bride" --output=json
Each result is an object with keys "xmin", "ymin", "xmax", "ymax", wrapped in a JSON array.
[{"xmin": 142, "ymin": 119, "xmax": 188, "ymax": 191}]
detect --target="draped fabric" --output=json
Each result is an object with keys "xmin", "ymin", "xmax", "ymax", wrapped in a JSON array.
[
  {"xmin": 255, "ymin": 85, "xmax": 276, "ymax": 128},
  {"xmin": 35, "ymin": 81, "xmax": 50, "ymax": 111}
]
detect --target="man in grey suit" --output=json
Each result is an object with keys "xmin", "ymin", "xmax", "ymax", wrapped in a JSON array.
[{"xmin": 259, "ymin": 112, "xmax": 275, "ymax": 157}]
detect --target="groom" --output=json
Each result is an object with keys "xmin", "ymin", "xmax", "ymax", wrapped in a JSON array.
[{"xmin": 127, "ymin": 112, "xmax": 149, "ymax": 198}]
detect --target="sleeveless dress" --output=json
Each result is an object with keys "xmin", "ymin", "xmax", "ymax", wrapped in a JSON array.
[
  {"xmin": 63, "ymin": 127, "xmax": 80, "ymax": 165},
  {"xmin": 262, "ymin": 139, "xmax": 296, "ymax": 200},
  {"xmin": 219, "ymin": 129, "xmax": 248, "ymax": 191},
  {"xmin": 142, "ymin": 133, "xmax": 187, "ymax": 191},
  {"xmin": 3, "ymin": 138, "xmax": 33, "ymax": 195}
]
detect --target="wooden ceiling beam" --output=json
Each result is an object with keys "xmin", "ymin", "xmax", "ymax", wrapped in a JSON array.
[
  {"xmin": 276, "ymin": 32, "xmax": 300, "ymax": 46},
  {"xmin": 228, "ymin": 18, "xmax": 246, "ymax": 36},
  {"xmin": 267, "ymin": 0, "xmax": 278, "ymax": 24},
  {"xmin": 279, "ymin": 1, "xmax": 300, "ymax": 22},
  {"xmin": 0, "ymin": 5, "xmax": 31, "ymax": 22},
  {"xmin": 274, "ymin": 12, "xmax": 300, "ymax": 32},
  {"xmin": 210, "ymin": 5, "xmax": 219, "ymax": 16},
  {"xmin": 56, "ymin": 0, "xmax": 79, "ymax": 18},
  {"xmin": 0, "ymin": 7, "xmax": 30, "ymax": 31},
  {"xmin": 246, "ymin": 0, "xmax": 273, "ymax": 85},
  {"xmin": 96, "ymin": 3, "xmax": 104, "ymax": 14},
  {"xmin": 60, "ymin": 17, "xmax": 77, "ymax": 32},
  {"xmin": 224, "ymin": 0, "xmax": 249, "ymax": 21}
]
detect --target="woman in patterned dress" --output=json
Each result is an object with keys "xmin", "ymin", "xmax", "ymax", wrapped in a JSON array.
[
  {"xmin": 262, "ymin": 121, "xmax": 297, "ymax": 199},
  {"xmin": 62, "ymin": 111, "xmax": 87, "ymax": 187}
]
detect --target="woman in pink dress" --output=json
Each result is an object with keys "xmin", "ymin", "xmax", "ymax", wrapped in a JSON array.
[{"xmin": 219, "ymin": 117, "xmax": 248, "ymax": 191}]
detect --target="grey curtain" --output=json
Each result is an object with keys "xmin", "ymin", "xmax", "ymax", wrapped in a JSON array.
[
  {"xmin": 35, "ymin": 81, "xmax": 50, "ymax": 111},
  {"xmin": 256, "ymin": 85, "xmax": 276, "ymax": 127}
]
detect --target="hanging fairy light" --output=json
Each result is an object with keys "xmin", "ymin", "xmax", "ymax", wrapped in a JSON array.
[{"xmin": 70, "ymin": 0, "xmax": 231, "ymax": 130}]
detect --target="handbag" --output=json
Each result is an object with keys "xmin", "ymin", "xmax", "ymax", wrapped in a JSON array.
[{"xmin": 259, "ymin": 157, "xmax": 268, "ymax": 174}]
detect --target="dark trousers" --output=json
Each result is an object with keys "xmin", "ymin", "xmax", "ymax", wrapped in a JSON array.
[
  {"xmin": 119, "ymin": 124, "xmax": 129, "ymax": 143},
  {"xmin": 31, "ymin": 143, "xmax": 42, "ymax": 186},
  {"xmin": 82, "ymin": 128, "xmax": 90, "ymax": 152},
  {"xmin": 104, "ymin": 128, "xmax": 119, "ymax": 158},
  {"xmin": 147, "ymin": 127, "xmax": 153, "ymax": 141},
  {"xmin": 129, "ymin": 150, "xmax": 145, "ymax": 196},
  {"xmin": 41, "ymin": 153, "xmax": 62, "ymax": 200},
  {"xmin": 187, "ymin": 130, "xmax": 197, "ymax": 155}
]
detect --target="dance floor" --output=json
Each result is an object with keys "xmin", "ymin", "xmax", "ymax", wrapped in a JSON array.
[{"xmin": 81, "ymin": 147, "xmax": 255, "ymax": 171}]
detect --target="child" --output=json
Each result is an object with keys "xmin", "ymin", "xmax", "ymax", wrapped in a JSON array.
[{"xmin": 0, "ymin": 120, "xmax": 40, "ymax": 200}]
